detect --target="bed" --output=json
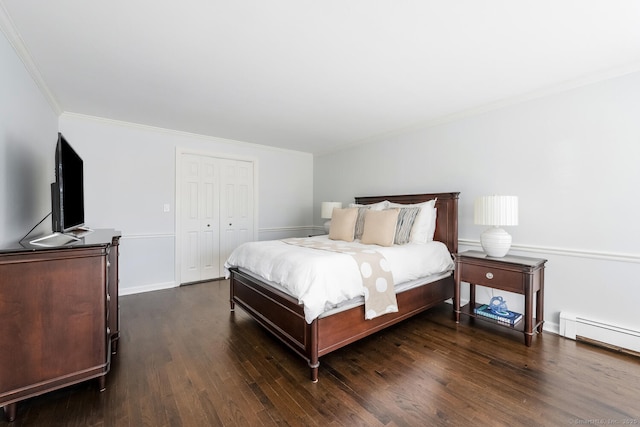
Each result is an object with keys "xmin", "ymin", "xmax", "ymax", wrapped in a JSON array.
[{"xmin": 227, "ymin": 192, "xmax": 459, "ymax": 382}]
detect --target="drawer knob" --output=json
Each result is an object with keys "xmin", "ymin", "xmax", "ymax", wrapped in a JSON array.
[{"xmin": 486, "ymin": 272, "xmax": 494, "ymax": 279}]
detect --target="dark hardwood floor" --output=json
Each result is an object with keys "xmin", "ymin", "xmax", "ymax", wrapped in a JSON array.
[{"xmin": 2, "ymin": 280, "xmax": 638, "ymax": 426}]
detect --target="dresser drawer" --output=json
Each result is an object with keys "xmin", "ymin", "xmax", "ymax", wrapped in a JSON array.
[{"xmin": 460, "ymin": 263, "xmax": 524, "ymax": 293}]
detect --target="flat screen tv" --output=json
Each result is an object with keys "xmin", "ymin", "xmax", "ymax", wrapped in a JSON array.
[{"xmin": 51, "ymin": 133, "xmax": 85, "ymax": 233}]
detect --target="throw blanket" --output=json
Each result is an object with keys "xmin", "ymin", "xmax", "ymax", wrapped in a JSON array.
[{"xmin": 283, "ymin": 238, "xmax": 398, "ymax": 319}]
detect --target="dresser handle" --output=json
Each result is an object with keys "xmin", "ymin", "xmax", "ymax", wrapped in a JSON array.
[{"xmin": 486, "ymin": 272, "xmax": 494, "ymax": 279}]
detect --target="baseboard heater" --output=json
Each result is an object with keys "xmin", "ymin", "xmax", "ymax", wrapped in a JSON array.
[{"xmin": 559, "ymin": 312, "xmax": 640, "ymax": 356}]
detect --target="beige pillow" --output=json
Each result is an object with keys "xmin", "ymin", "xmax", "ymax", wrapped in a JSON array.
[
  {"xmin": 328, "ymin": 208, "xmax": 358, "ymax": 242},
  {"xmin": 360, "ymin": 209, "xmax": 400, "ymax": 247}
]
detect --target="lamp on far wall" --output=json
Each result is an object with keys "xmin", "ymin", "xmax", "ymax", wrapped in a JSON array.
[
  {"xmin": 321, "ymin": 202, "xmax": 342, "ymax": 233},
  {"xmin": 474, "ymin": 195, "xmax": 518, "ymax": 257}
]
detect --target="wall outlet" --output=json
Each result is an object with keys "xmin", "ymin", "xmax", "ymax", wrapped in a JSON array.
[{"xmin": 163, "ymin": 204, "xmax": 170, "ymax": 213}]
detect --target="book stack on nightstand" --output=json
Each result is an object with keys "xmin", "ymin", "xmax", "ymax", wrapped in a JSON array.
[{"xmin": 474, "ymin": 304, "xmax": 522, "ymax": 326}]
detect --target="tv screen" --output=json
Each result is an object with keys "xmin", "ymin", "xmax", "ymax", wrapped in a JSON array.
[{"xmin": 51, "ymin": 133, "xmax": 85, "ymax": 232}]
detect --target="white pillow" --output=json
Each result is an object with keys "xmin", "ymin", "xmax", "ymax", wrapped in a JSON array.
[
  {"xmin": 388, "ymin": 199, "xmax": 437, "ymax": 243},
  {"xmin": 348, "ymin": 200, "xmax": 389, "ymax": 210}
]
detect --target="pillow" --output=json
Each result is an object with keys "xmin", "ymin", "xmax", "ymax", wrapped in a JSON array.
[
  {"xmin": 348, "ymin": 200, "xmax": 389, "ymax": 210},
  {"xmin": 349, "ymin": 201, "xmax": 390, "ymax": 240},
  {"xmin": 353, "ymin": 207, "xmax": 369, "ymax": 240},
  {"xmin": 388, "ymin": 199, "xmax": 437, "ymax": 243},
  {"xmin": 360, "ymin": 209, "xmax": 399, "ymax": 247},
  {"xmin": 394, "ymin": 207, "xmax": 420, "ymax": 245},
  {"xmin": 328, "ymin": 208, "xmax": 358, "ymax": 242}
]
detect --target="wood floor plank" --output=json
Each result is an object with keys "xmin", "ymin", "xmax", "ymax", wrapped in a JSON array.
[{"xmin": 2, "ymin": 279, "xmax": 638, "ymax": 426}]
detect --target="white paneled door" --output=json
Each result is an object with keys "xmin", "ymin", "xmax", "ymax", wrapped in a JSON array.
[
  {"xmin": 219, "ymin": 159, "xmax": 254, "ymax": 267},
  {"xmin": 180, "ymin": 154, "xmax": 220, "ymax": 283},
  {"xmin": 179, "ymin": 154, "xmax": 254, "ymax": 284}
]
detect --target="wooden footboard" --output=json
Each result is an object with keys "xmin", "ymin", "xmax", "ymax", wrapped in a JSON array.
[
  {"xmin": 230, "ymin": 268, "xmax": 313, "ymax": 366},
  {"xmin": 230, "ymin": 192, "xmax": 459, "ymax": 381},
  {"xmin": 230, "ymin": 268, "xmax": 454, "ymax": 382}
]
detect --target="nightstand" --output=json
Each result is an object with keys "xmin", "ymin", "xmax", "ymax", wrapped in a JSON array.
[{"xmin": 454, "ymin": 250, "xmax": 547, "ymax": 346}]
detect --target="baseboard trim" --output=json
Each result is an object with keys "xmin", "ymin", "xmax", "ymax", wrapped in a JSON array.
[
  {"xmin": 559, "ymin": 311, "xmax": 640, "ymax": 355},
  {"xmin": 119, "ymin": 281, "xmax": 176, "ymax": 296},
  {"xmin": 576, "ymin": 336, "xmax": 640, "ymax": 358}
]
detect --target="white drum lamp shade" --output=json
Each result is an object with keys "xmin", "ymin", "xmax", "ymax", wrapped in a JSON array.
[
  {"xmin": 474, "ymin": 196, "xmax": 518, "ymax": 257},
  {"xmin": 321, "ymin": 202, "xmax": 342, "ymax": 233}
]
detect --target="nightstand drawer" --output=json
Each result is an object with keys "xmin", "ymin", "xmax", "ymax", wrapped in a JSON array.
[{"xmin": 460, "ymin": 263, "xmax": 523, "ymax": 293}]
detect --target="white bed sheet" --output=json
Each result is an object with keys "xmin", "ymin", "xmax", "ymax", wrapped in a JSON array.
[
  {"xmin": 237, "ymin": 268, "xmax": 452, "ymax": 319},
  {"xmin": 224, "ymin": 235, "xmax": 454, "ymax": 323}
]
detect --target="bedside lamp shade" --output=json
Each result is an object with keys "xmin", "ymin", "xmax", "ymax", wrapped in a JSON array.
[
  {"xmin": 474, "ymin": 196, "xmax": 518, "ymax": 257},
  {"xmin": 321, "ymin": 202, "xmax": 342, "ymax": 233}
]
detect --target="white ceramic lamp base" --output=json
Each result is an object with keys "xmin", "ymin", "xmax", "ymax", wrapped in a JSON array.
[
  {"xmin": 480, "ymin": 226, "xmax": 512, "ymax": 257},
  {"xmin": 324, "ymin": 220, "xmax": 331, "ymax": 233}
]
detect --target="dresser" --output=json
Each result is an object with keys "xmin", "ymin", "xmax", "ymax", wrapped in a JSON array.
[{"xmin": 0, "ymin": 229, "xmax": 120, "ymax": 422}]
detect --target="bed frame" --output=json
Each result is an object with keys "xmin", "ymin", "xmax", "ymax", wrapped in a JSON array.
[{"xmin": 229, "ymin": 192, "xmax": 459, "ymax": 382}]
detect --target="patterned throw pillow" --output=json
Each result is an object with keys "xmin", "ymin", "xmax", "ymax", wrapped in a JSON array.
[
  {"xmin": 394, "ymin": 207, "xmax": 420, "ymax": 245},
  {"xmin": 354, "ymin": 207, "xmax": 369, "ymax": 240}
]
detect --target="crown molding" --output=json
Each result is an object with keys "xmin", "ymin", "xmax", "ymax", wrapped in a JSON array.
[
  {"xmin": 60, "ymin": 112, "xmax": 313, "ymax": 157},
  {"xmin": 317, "ymin": 62, "xmax": 640, "ymax": 157},
  {"xmin": 0, "ymin": 1, "xmax": 62, "ymax": 114}
]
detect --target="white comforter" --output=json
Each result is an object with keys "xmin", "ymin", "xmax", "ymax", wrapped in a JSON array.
[{"xmin": 224, "ymin": 235, "xmax": 454, "ymax": 323}]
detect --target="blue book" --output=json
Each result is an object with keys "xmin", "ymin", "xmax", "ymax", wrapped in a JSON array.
[{"xmin": 474, "ymin": 304, "xmax": 522, "ymax": 325}]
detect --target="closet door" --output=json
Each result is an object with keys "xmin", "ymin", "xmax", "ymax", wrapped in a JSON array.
[
  {"xmin": 180, "ymin": 154, "xmax": 220, "ymax": 283},
  {"xmin": 219, "ymin": 159, "xmax": 254, "ymax": 268}
]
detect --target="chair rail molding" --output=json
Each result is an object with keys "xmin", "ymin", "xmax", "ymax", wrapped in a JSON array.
[{"xmin": 458, "ymin": 239, "xmax": 640, "ymax": 264}]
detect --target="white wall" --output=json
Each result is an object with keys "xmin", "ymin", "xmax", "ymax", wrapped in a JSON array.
[
  {"xmin": 59, "ymin": 114, "xmax": 314, "ymax": 294},
  {"xmin": 0, "ymin": 29, "xmax": 58, "ymax": 245},
  {"xmin": 4, "ymin": 14, "xmax": 638, "ymax": 336},
  {"xmin": 1, "ymin": 23, "xmax": 314, "ymax": 295},
  {"xmin": 314, "ymin": 71, "xmax": 640, "ymax": 335}
]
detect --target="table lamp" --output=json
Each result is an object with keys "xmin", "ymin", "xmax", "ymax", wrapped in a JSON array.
[
  {"xmin": 321, "ymin": 202, "xmax": 342, "ymax": 233},
  {"xmin": 474, "ymin": 195, "xmax": 518, "ymax": 257}
]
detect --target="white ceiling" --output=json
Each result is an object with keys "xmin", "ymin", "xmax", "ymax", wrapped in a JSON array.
[{"xmin": 2, "ymin": 1, "xmax": 640, "ymax": 154}]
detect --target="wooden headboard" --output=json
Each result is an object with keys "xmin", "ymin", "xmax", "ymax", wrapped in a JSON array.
[{"xmin": 354, "ymin": 192, "xmax": 459, "ymax": 254}]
